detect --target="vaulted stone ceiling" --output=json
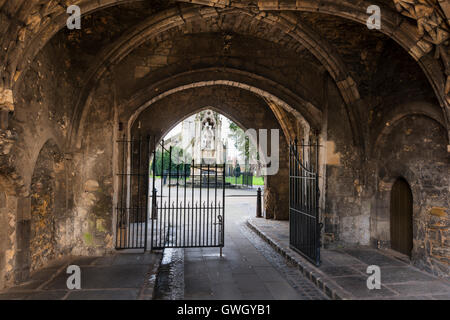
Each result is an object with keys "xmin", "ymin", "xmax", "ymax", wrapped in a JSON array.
[
  {"xmin": 0, "ymin": 0, "xmax": 449, "ymax": 141},
  {"xmin": 0, "ymin": 0, "xmax": 448, "ymax": 86}
]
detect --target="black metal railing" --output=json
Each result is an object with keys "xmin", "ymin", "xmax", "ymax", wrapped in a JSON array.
[
  {"xmin": 225, "ymin": 165, "xmax": 254, "ymax": 188},
  {"xmin": 116, "ymin": 135, "xmax": 150, "ymax": 250},
  {"xmin": 115, "ymin": 136, "xmax": 226, "ymax": 251},
  {"xmin": 150, "ymin": 140, "xmax": 226, "ymax": 249},
  {"xmin": 289, "ymin": 138, "xmax": 322, "ymax": 266}
]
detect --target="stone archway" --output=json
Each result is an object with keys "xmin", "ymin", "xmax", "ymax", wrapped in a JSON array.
[
  {"xmin": 15, "ymin": 140, "xmax": 69, "ymax": 277},
  {"xmin": 30, "ymin": 140, "xmax": 64, "ymax": 271},
  {"xmin": 76, "ymin": 67, "xmax": 322, "ymax": 150},
  {"xmin": 125, "ymin": 85, "xmax": 294, "ymax": 221},
  {"xmin": 0, "ymin": 0, "xmax": 448, "ymax": 285}
]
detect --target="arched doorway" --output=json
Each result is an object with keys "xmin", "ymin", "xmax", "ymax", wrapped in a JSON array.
[
  {"xmin": 29, "ymin": 140, "xmax": 67, "ymax": 272},
  {"xmin": 390, "ymin": 178, "xmax": 413, "ymax": 257}
]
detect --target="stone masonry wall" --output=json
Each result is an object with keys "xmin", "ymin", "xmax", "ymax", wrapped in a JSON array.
[
  {"xmin": 0, "ymin": 1, "xmax": 448, "ymax": 288},
  {"xmin": 374, "ymin": 115, "xmax": 449, "ymax": 277}
]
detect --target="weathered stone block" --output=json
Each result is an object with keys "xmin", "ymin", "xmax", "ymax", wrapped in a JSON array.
[{"xmin": 430, "ymin": 207, "xmax": 448, "ymax": 217}]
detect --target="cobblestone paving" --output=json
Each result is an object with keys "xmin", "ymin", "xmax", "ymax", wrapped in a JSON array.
[
  {"xmin": 239, "ymin": 223, "xmax": 327, "ymax": 300},
  {"xmin": 183, "ymin": 194, "xmax": 327, "ymax": 300},
  {"xmin": 248, "ymin": 217, "xmax": 450, "ymax": 300}
]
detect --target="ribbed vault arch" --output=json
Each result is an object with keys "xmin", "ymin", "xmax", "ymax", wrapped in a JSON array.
[
  {"xmin": 75, "ymin": 68, "xmax": 320, "ymax": 148},
  {"xmin": 2, "ymin": 0, "xmax": 448, "ymax": 139},
  {"xmin": 66, "ymin": 6, "xmax": 361, "ymax": 150}
]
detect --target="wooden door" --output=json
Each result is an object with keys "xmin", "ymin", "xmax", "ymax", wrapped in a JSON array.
[{"xmin": 390, "ymin": 178, "xmax": 413, "ymax": 257}]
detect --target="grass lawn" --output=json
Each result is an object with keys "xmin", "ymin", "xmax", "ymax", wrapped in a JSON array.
[
  {"xmin": 253, "ymin": 177, "xmax": 264, "ymax": 186},
  {"xmin": 226, "ymin": 176, "xmax": 264, "ymax": 186},
  {"xmin": 153, "ymin": 175, "xmax": 264, "ymax": 186}
]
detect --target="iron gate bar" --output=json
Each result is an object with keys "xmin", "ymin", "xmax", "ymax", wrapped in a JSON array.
[
  {"xmin": 115, "ymin": 135, "xmax": 150, "ymax": 250},
  {"xmin": 289, "ymin": 138, "xmax": 322, "ymax": 266},
  {"xmin": 150, "ymin": 139, "xmax": 226, "ymax": 250},
  {"xmin": 151, "ymin": 136, "xmax": 156, "ymax": 250}
]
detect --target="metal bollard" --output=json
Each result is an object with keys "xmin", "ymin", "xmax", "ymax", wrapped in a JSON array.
[
  {"xmin": 256, "ymin": 187, "xmax": 262, "ymax": 218},
  {"xmin": 152, "ymin": 188, "xmax": 158, "ymax": 219}
]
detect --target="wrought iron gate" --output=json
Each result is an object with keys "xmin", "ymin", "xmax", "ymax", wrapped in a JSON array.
[
  {"xmin": 289, "ymin": 138, "xmax": 322, "ymax": 266},
  {"xmin": 115, "ymin": 137, "xmax": 226, "ymax": 250},
  {"xmin": 116, "ymin": 135, "xmax": 150, "ymax": 250},
  {"xmin": 150, "ymin": 140, "xmax": 226, "ymax": 249}
]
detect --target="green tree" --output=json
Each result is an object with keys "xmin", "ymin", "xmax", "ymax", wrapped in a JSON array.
[
  {"xmin": 151, "ymin": 146, "xmax": 189, "ymax": 176},
  {"xmin": 228, "ymin": 122, "xmax": 259, "ymax": 172}
]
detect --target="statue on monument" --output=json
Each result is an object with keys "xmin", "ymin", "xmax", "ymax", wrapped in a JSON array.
[{"xmin": 202, "ymin": 123, "xmax": 214, "ymax": 150}]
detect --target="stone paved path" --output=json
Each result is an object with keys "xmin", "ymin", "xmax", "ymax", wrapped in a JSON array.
[
  {"xmin": 183, "ymin": 195, "xmax": 327, "ymax": 300},
  {"xmin": 248, "ymin": 217, "xmax": 450, "ymax": 300},
  {"xmin": 0, "ymin": 252, "xmax": 161, "ymax": 300}
]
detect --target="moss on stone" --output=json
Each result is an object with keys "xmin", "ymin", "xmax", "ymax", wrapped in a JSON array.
[{"xmin": 83, "ymin": 233, "xmax": 93, "ymax": 245}]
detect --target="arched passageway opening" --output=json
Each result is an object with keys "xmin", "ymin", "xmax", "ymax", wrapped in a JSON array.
[
  {"xmin": 114, "ymin": 83, "xmax": 304, "ymax": 250},
  {"xmin": 118, "ymin": 84, "xmax": 302, "ymax": 226},
  {"xmin": 149, "ymin": 109, "xmax": 262, "ymax": 251},
  {"xmin": 14, "ymin": 140, "xmax": 69, "ymax": 280}
]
